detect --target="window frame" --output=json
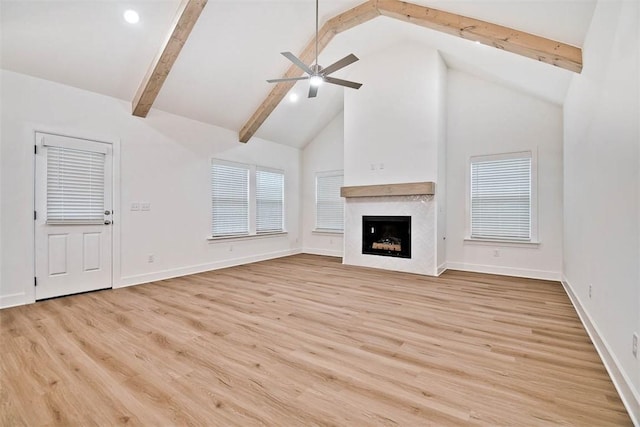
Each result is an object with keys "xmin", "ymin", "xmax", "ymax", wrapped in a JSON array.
[
  {"xmin": 314, "ymin": 170, "xmax": 344, "ymax": 233},
  {"xmin": 210, "ymin": 159, "xmax": 286, "ymax": 240},
  {"xmin": 256, "ymin": 166, "xmax": 285, "ymax": 234},
  {"xmin": 210, "ymin": 160, "xmax": 250, "ymax": 238},
  {"xmin": 466, "ymin": 151, "xmax": 538, "ymax": 244}
]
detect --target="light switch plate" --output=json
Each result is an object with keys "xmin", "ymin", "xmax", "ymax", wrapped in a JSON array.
[
  {"xmin": 131, "ymin": 202, "xmax": 140, "ymax": 211},
  {"xmin": 141, "ymin": 202, "xmax": 151, "ymax": 211}
]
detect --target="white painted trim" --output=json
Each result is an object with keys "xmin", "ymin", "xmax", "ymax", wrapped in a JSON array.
[
  {"xmin": 116, "ymin": 249, "xmax": 301, "ymax": 288},
  {"xmin": 302, "ymin": 248, "xmax": 344, "ymax": 257},
  {"xmin": 312, "ymin": 230, "xmax": 344, "ymax": 235},
  {"xmin": 436, "ymin": 262, "xmax": 447, "ymax": 276},
  {"xmin": 446, "ymin": 262, "xmax": 560, "ymax": 281},
  {"xmin": 0, "ymin": 293, "xmax": 29, "ymax": 309},
  {"xmin": 208, "ymin": 231, "xmax": 288, "ymax": 242},
  {"xmin": 561, "ymin": 276, "xmax": 640, "ymax": 426}
]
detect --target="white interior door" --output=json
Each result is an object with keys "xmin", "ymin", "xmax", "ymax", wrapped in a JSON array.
[{"xmin": 35, "ymin": 132, "xmax": 113, "ymax": 300}]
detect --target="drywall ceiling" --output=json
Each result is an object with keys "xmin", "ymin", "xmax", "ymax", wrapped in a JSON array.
[{"xmin": 0, "ymin": 1, "xmax": 596, "ymax": 148}]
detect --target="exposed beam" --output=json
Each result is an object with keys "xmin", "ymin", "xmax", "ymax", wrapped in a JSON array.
[
  {"xmin": 341, "ymin": 181, "xmax": 435, "ymax": 198},
  {"xmin": 238, "ymin": 0, "xmax": 379, "ymax": 143},
  {"xmin": 132, "ymin": 0, "xmax": 207, "ymax": 117},
  {"xmin": 376, "ymin": 0, "xmax": 583, "ymax": 73},
  {"xmin": 239, "ymin": 0, "xmax": 582, "ymax": 143}
]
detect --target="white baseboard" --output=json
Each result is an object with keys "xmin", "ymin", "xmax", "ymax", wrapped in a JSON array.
[
  {"xmin": 562, "ymin": 276, "xmax": 639, "ymax": 426},
  {"xmin": 446, "ymin": 262, "xmax": 561, "ymax": 281},
  {"xmin": 116, "ymin": 249, "xmax": 301, "ymax": 288},
  {"xmin": 436, "ymin": 262, "xmax": 447, "ymax": 276},
  {"xmin": 0, "ymin": 292, "xmax": 29, "ymax": 309},
  {"xmin": 302, "ymin": 247, "xmax": 343, "ymax": 258}
]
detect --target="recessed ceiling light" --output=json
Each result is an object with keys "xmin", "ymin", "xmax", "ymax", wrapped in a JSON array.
[
  {"xmin": 124, "ymin": 9, "xmax": 140, "ymax": 24},
  {"xmin": 289, "ymin": 93, "xmax": 299, "ymax": 103}
]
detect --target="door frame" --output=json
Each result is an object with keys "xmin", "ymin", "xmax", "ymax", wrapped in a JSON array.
[{"xmin": 31, "ymin": 126, "xmax": 120, "ymax": 303}]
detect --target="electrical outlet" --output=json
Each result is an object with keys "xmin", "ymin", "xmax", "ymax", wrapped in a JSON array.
[
  {"xmin": 147, "ymin": 254, "xmax": 154, "ymax": 263},
  {"xmin": 131, "ymin": 202, "xmax": 140, "ymax": 211},
  {"xmin": 588, "ymin": 284, "xmax": 592, "ymax": 299},
  {"xmin": 633, "ymin": 332, "xmax": 638, "ymax": 358},
  {"xmin": 141, "ymin": 202, "xmax": 151, "ymax": 211}
]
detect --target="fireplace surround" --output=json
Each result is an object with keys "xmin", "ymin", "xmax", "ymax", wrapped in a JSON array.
[{"xmin": 341, "ymin": 182, "xmax": 438, "ymax": 276}]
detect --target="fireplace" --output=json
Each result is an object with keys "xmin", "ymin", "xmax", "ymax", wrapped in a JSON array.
[{"xmin": 362, "ymin": 216, "xmax": 411, "ymax": 258}]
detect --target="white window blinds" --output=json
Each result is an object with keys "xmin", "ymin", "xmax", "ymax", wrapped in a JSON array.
[
  {"xmin": 256, "ymin": 169, "xmax": 284, "ymax": 233},
  {"xmin": 46, "ymin": 146, "xmax": 105, "ymax": 224},
  {"xmin": 471, "ymin": 154, "xmax": 532, "ymax": 240},
  {"xmin": 316, "ymin": 172, "xmax": 344, "ymax": 231},
  {"xmin": 211, "ymin": 162, "xmax": 249, "ymax": 236}
]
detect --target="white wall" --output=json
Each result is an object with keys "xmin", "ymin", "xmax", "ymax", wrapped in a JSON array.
[
  {"xmin": 0, "ymin": 70, "xmax": 302, "ymax": 308},
  {"xmin": 301, "ymin": 112, "xmax": 344, "ymax": 257},
  {"xmin": 446, "ymin": 70, "xmax": 564, "ymax": 281},
  {"xmin": 563, "ymin": 0, "xmax": 639, "ymax": 420},
  {"xmin": 344, "ymin": 41, "xmax": 442, "ymax": 186}
]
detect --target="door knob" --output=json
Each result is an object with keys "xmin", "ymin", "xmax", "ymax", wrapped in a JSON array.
[
  {"xmin": 104, "ymin": 220, "xmax": 112, "ymax": 225},
  {"xmin": 104, "ymin": 210, "xmax": 111, "ymax": 215}
]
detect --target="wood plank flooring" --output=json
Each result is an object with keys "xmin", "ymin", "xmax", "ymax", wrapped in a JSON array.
[{"xmin": 0, "ymin": 254, "xmax": 632, "ymax": 425}]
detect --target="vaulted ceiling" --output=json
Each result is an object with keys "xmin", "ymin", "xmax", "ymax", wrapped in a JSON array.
[{"xmin": 1, "ymin": 0, "xmax": 597, "ymax": 148}]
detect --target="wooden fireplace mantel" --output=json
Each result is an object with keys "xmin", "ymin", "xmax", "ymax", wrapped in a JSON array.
[{"xmin": 340, "ymin": 182, "xmax": 435, "ymax": 198}]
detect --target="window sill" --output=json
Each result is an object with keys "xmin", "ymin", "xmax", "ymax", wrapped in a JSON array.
[
  {"xmin": 208, "ymin": 231, "xmax": 287, "ymax": 242},
  {"xmin": 464, "ymin": 237, "xmax": 540, "ymax": 248},
  {"xmin": 312, "ymin": 229, "xmax": 344, "ymax": 235}
]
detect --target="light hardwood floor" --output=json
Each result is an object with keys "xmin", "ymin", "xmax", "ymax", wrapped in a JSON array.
[{"xmin": 0, "ymin": 254, "xmax": 631, "ymax": 425}]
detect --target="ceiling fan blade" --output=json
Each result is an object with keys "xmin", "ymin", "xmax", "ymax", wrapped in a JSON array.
[
  {"xmin": 321, "ymin": 54, "xmax": 359, "ymax": 76},
  {"xmin": 308, "ymin": 84, "xmax": 319, "ymax": 98},
  {"xmin": 324, "ymin": 76, "xmax": 362, "ymax": 90},
  {"xmin": 281, "ymin": 52, "xmax": 313, "ymax": 75},
  {"xmin": 266, "ymin": 76, "xmax": 309, "ymax": 83}
]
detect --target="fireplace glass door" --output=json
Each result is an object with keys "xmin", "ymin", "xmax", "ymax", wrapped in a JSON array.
[{"xmin": 362, "ymin": 216, "xmax": 411, "ymax": 258}]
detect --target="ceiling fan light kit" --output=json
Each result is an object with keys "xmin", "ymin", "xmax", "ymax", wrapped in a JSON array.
[{"xmin": 266, "ymin": 0, "xmax": 362, "ymax": 98}]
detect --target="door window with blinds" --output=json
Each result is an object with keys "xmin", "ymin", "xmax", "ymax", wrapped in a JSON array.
[
  {"xmin": 315, "ymin": 171, "xmax": 344, "ymax": 232},
  {"xmin": 210, "ymin": 160, "xmax": 284, "ymax": 237},
  {"xmin": 469, "ymin": 152, "xmax": 535, "ymax": 241},
  {"xmin": 45, "ymin": 140, "xmax": 109, "ymax": 225}
]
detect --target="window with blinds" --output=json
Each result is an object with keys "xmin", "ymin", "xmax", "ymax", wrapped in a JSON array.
[
  {"xmin": 316, "ymin": 172, "xmax": 344, "ymax": 232},
  {"xmin": 256, "ymin": 169, "xmax": 284, "ymax": 233},
  {"xmin": 47, "ymin": 146, "xmax": 105, "ymax": 224},
  {"xmin": 470, "ymin": 153, "xmax": 532, "ymax": 240},
  {"xmin": 211, "ymin": 162, "xmax": 249, "ymax": 236}
]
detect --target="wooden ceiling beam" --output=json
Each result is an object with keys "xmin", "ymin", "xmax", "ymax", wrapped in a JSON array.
[
  {"xmin": 132, "ymin": 0, "xmax": 207, "ymax": 117},
  {"xmin": 239, "ymin": 0, "xmax": 582, "ymax": 144},
  {"xmin": 375, "ymin": 0, "xmax": 583, "ymax": 73}
]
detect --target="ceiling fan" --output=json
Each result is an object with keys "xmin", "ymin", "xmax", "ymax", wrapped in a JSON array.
[{"xmin": 267, "ymin": 0, "xmax": 362, "ymax": 98}]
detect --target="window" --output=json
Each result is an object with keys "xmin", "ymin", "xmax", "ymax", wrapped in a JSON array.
[
  {"xmin": 256, "ymin": 168, "xmax": 284, "ymax": 233},
  {"xmin": 470, "ymin": 152, "xmax": 534, "ymax": 241},
  {"xmin": 315, "ymin": 171, "xmax": 344, "ymax": 232},
  {"xmin": 211, "ymin": 162, "xmax": 249, "ymax": 236},
  {"xmin": 47, "ymin": 145, "xmax": 106, "ymax": 224},
  {"xmin": 210, "ymin": 160, "xmax": 285, "ymax": 238}
]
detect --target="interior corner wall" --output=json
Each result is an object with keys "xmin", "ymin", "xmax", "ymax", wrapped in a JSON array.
[
  {"xmin": 435, "ymin": 53, "xmax": 447, "ymax": 274},
  {"xmin": 0, "ymin": 70, "xmax": 302, "ymax": 309},
  {"xmin": 301, "ymin": 112, "xmax": 344, "ymax": 257},
  {"xmin": 344, "ymin": 41, "xmax": 441, "ymax": 186},
  {"xmin": 562, "ymin": 0, "xmax": 640, "ymax": 420},
  {"xmin": 445, "ymin": 70, "xmax": 563, "ymax": 281}
]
